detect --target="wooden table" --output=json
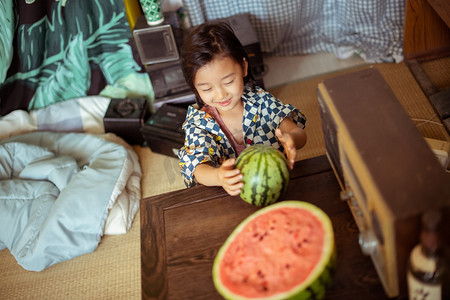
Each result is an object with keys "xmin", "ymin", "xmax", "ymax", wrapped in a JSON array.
[{"xmin": 141, "ymin": 155, "xmax": 388, "ymax": 299}]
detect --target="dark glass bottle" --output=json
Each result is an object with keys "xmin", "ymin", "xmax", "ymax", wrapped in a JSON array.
[{"xmin": 407, "ymin": 210, "xmax": 448, "ymax": 300}]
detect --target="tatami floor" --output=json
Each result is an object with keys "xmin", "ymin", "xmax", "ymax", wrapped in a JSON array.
[{"xmin": 262, "ymin": 52, "xmax": 368, "ymax": 89}]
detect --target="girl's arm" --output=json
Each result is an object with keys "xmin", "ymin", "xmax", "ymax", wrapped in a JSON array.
[
  {"xmin": 276, "ymin": 118, "xmax": 307, "ymax": 169},
  {"xmin": 194, "ymin": 158, "xmax": 244, "ymax": 196}
]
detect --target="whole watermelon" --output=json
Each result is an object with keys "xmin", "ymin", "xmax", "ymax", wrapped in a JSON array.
[
  {"xmin": 235, "ymin": 144, "xmax": 289, "ymax": 206},
  {"xmin": 213, "ymin": 201, "xmax": 336, "ymax": 300}
]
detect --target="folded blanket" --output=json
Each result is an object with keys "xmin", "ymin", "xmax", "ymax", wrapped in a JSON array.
[{"xmin": 0, "ymin": 131, "xmax": 140, "ymax": 271}]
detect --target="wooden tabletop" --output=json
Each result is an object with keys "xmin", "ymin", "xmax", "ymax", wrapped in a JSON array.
[{"xmin": 140, "ymin": 155, "xmax": 388, "ymax": 299}]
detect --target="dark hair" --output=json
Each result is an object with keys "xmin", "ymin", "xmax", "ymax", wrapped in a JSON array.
[{"xmin": 181, "ymin": 20, "xmax": 255, "ymax": 107}]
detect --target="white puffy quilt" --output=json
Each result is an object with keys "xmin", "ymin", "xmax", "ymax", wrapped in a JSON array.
[{"xmin": 0, "ymin": 97, "xmax": 141, "ymax": 271}]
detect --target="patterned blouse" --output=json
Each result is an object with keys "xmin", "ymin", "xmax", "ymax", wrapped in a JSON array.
[{"xmin": 178, "ymin": 86, "xmax": 307, "ymax": 187}]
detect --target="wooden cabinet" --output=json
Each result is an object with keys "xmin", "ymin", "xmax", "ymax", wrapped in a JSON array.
[{"xmin": 404, "ymin": 0, "xmax": 450, "ymax": 61}]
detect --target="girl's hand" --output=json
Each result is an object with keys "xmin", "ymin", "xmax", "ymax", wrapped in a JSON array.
[
  {"xmin": 275, "ymin": 128, "xmax": 297, "ymax": 169},
  {"xmin": 217, "ymin": 158, "xmax": 244, "ymax": 196}
]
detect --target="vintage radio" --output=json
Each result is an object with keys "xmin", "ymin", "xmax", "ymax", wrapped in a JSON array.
[
  {"xmin": 103, "ymin": 97, "xmax": 150, "ymax": 145},
  {"xmin": 145, "ymin": 60, "xmax": 196, "ymax": 111},
  {"xmin": 317, "ymin": 67, "xmax": 450, "ymax": 298},
  {"xmin": 133, "ymin": 12, "xmax": 183, "ymax": 65},
  {"xmin": 141, "ymin": 103, "xmax": 187, "ymax": 157}
]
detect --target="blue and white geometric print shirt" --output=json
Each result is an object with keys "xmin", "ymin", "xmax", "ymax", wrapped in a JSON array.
[{"xmin": 178, "ymin": 86, "xmax": 307, "ymax": 188}]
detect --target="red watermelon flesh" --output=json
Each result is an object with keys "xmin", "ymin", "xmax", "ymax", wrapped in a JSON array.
[{"xmin": 219, "ymin": 206, "xmax": 326, "ymax": 298}]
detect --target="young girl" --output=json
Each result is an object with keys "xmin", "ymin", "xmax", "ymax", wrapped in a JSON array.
[{"xmin": 178, "ymin": 20, "xmax": 307, "ymax": 196}]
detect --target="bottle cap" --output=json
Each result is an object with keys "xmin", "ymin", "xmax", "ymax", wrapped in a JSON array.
[{"xmin": 422, "ymin": 210, "xmax": 441, "ymax": 232}]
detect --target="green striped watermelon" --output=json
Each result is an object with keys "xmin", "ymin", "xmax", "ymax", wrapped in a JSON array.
[
  {"xmin": 235, "ymin": 145, "xmax": 289, "ymax": 207},
  {"xmin": 213, "ymin": 201, "xmax": 336, "ymax": 300}
]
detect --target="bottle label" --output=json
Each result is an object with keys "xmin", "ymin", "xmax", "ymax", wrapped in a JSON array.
[
  {"xmin": 410, "ymin": 245, "xmax": 436, "ymax": 272},
  {"xmin": 408, "ymin": 271, "xmax": 441, "ymax": 300}
]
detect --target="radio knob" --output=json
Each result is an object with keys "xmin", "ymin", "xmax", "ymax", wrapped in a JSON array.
[
  {"xmin": 340, "ymin": 189, "xmax": 353, "ymax": 201},
  {"xmin": 358, "ymin": 230, "xmax": 378, "ymax": 256}
]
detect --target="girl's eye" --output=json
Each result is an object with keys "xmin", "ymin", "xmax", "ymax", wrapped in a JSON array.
[
  {"xmin": 225, "ymin": 80, "xmax": 234, "ymax": 85},
  {"xmin": 202, "ymin": 88, "xmax": 212, "ymax": 93}
]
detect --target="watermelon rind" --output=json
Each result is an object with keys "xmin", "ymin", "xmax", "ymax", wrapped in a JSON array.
[
  {"xmin": 213, "ymin": 201, "xmax": 336, "ymax": 300},
  {"xmin": 235, "ymin": 145, "xmax": 290, "ymax": 207}
]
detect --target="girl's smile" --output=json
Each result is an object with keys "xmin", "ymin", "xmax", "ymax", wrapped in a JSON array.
[{"xmin": 218, "ymin": 98, "xmax": 232, "ymax": 107}]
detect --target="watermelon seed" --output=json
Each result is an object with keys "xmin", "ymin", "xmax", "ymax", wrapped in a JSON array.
[
  {"xmin": 286, "ymin": 263, "xmax": 290, "ymax": 269},
  {"xmin": 270, "ymin": 226, "xmax": 275, "ymax": 230},
  {"xmin": 261, "ymin": 281, "xmax": 269, "ymax": 292}
]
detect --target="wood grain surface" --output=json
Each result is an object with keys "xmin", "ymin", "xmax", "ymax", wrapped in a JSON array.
[
  {"xmin": 141, "ymin": 155, "xmax": 388, "ymax": 299},
  {"xmin": 404, "ymin": 0, "xmax": 450, "ymax": 60}
]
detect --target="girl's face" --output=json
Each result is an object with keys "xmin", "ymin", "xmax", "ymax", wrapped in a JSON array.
[{"xmin": 194, "ymin": 56, "xmax": 248, "ymax": 114}]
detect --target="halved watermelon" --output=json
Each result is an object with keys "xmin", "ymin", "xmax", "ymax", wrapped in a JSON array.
[{"xmin": 213, "ymin": 201, "xmax": 336, "ymax": 300}]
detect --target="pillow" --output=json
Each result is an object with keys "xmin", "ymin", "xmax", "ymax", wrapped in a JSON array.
[{"xmin": 30, "ymin": 96, "xmax": 111, "ymax": 133}]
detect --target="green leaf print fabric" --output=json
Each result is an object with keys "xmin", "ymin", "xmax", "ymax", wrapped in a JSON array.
[
  {"xmin": 0, "ymin": 0, "xmax": 15, "ymax": 85},
  {"xmin": 0, "ymin": 0, "xmax": 154, "ymax": 116}
]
